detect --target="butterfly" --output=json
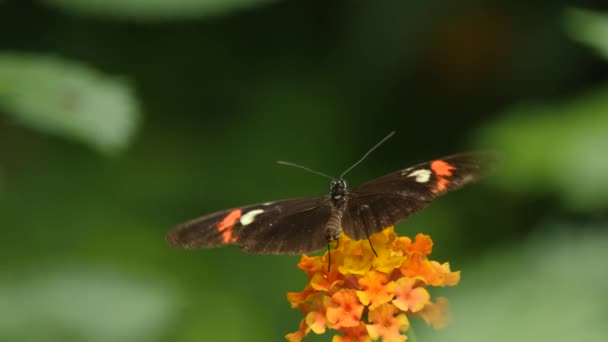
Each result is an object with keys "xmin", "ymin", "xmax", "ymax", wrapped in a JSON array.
[{"xmin": 166, "ymin": 132, "xmax": 494, "ymax": 254}]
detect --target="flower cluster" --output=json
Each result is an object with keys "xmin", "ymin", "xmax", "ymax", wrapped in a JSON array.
[{"xmin": 286, "ymin": 227, "xmax": 460, "ymax": 342}]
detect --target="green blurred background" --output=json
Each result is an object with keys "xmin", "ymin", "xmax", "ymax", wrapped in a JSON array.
[{"xmin": 1, "ymin": 1, "xmax": 607, "ymax": 341}]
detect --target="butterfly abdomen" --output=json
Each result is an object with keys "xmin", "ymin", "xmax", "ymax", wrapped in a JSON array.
[{"xmin": 324, "ymin": 207, "xmax": 344, "ymax": 241}]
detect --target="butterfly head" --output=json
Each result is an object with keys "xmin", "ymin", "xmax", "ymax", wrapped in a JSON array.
[{"xmin": 330, "ymin": 179, "xmax": 348, "ymax": 200}]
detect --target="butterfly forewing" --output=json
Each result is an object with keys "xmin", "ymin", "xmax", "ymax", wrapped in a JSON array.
[
  {"xmin": 353, "ymin": 152, "xmax": 493, "ymax": 195},
  {"xmin": 238, "ymin": 197, "xmax": 333, "ymax": 254},
  {"xmin": 343, "ymin": 152, "xmax": 494, "ymax": 238},
  {"xmin": 167, "ymin": 197, "xmax": 332, "ymax": 254}
]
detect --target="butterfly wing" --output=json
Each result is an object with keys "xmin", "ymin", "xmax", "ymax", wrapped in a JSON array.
[
  {"xmin": 342, "ymin": 151, "xmax": 494, "ymax": 239},
  {"xmin": 166, "ymin": 196, "xmax": 333, "ymax": 254}
]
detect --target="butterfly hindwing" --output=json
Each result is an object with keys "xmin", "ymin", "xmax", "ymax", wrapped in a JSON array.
[
  {"xmin": 343, "ymin": 152, "xmax": 494, "ymax": 239},
  {"xmin": 342, "ymin": 192, "xmax": 429, "ymax": 240},
  {"xmin": 167, "ymin": 197, "xmax": 332, "ymax": 254}
]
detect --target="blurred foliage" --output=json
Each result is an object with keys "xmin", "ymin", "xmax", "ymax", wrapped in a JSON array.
[
  {"xmin": 0, "ymin": 54, "xmax": 139, "ymax": 154},
  {"xmin": 418, "ymin": 222, "xmax": 608, "ymax": 342},
  {"xmin": 478, "ymin": 86, "xmax": 608, "ymax": 211},
  {"xmin": 565, "ymin": 8, "xmax": 608, "ymax": 60},
  {"xmin": 46, "ymin": 0, "xmax": 277, "ymax": 21},
  {"xmin": 477, "ymin": 7, "xmax": 608, "ymax": 213},
  {"xmin": 0, "ymin": 268, "xmax": 178, "ymax": 342},
  {"xmin": 1, "ymin": 1, "xmax": 607, "ymax": 342}
]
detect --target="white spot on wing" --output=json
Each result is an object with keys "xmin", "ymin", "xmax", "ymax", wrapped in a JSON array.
[
  {"xmin": 239, "ymin": 209, "xmax": 264, "ymax": 226},
  {"xmin": 407, "ymin": 169, "xmax": 431, "ymax": 183}
]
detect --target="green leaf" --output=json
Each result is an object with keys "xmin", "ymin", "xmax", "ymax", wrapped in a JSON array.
[
  {"xmin": 0, "ymin": 54, "xmax": 140, "ymax": 154},
  {"xmin": 565, "ymin": 8, "xmax": 608, "ymax": 60},
  {"xmin": 478, "ymin": 86, "xmax": 608, "ymax": 211},
  {"xmin": 46, "ymin": 0, "xmax": 278, "ymax": 21}
]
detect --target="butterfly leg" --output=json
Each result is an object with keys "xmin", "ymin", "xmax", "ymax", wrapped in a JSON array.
[
  {"xmin": 327, "ymin": 243, "xmax": 331, "ymax": 272},
  {"xmin": 326, "ymin": 239, "xmax": 339, "ymax": 272},
  {"xmin": 367, "ymin": 237, "xmax": 378, "ymax": 257}
]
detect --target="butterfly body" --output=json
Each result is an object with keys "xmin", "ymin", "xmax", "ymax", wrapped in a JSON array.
[
  {"xmin": 167, "ymin": 152, "xmax": 493, "ymax": 254},
  {"xmin": 325, "ymin": 179, "xmax": 348, "ymax": 242}
]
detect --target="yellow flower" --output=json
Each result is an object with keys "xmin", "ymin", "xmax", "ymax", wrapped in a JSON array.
[
  {"xmin": 285, "ymin": 226, "xmax": 460, "ymax": 341},
  {"xmin": 336, "ymin": 238, "xmax": 375, "ymax": 275}
]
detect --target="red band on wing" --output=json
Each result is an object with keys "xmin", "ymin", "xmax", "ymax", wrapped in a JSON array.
[
  {"xmin": 431, "ymin": 160, "xmax": 456, "ymax": 194},
  {"xmin": 217, "ymin": 209, "xmax": 242, "ymax": 244}
]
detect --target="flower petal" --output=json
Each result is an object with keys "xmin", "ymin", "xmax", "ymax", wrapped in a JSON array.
[
  {"xmin": 400, "ymin": 252, "xmax": 436, "ymax": 282},
  {"xmin": 418, "ymin": 297, "xmax": 450, "ymax": 330},
  {"xmin": 366, "ymin": 303, "xmax": 409, "ymax": 342},
  {"xmin": 285, "ymin": 319, "xmax": 310, "ymax": 342},
  {"xmin": 331, "ymin": 322, "xmax": 372, "ymax": 342},
  {"xmin": 298, "ymin": 254, "xmax": 324, "ymax": 275},
  {"xmin": 287, "ymin": 285, "xmax": 316, "ymax": 309},
  {"xmin": 326, "ymin": 289, "xmax": 365, "ymax": 329},
  {"xmin": 392, "ymin": 277, "xmax": 430, "ymax": 312},
  {"xmin": 356, "ymin": 270, "xmax": 395, "ymax": 310},
  {"xmin": 337, "ymin": 239, "xmax": 375, "ymax": 275},
  {"xmin": 428, "ymin": 261, "xmax": 461, "ymax": 286},
  {"xmin": 409, "ymin": 233, "xmax": 433, "ymax": 255},
  {"xmin": 310, "ymin": 269, "xmax": 344, "ymax": 292}
]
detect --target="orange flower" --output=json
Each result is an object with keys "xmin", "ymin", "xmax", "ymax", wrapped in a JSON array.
[
  {"xmin": 285, "ymin": 226, "xmax": 460, "ymax": 341},
  {"xmin": 366, "ymin": 303, "xmax": 409, "ymax": 342},
  {"xmin": 297, "ymin": 254, "xmax": 325, "ymax": 275},
  {"xmin": 285, "ymin": 319, "xmax": 308, "ymax": 342},
  {"xmin": 305, "ymin": 293, "xmax": 331, "ymax": 334},
  {"xmin": 417, "ymin": 297, "xmax": 451, "ymax": 329},
  {"xmin": 333, "ymin": 323, "xmax": 372, "ymax": 342},
  {"xmin": 404, "ymin": 233, "xmax": 433, "ymax": 255},
  {"xmin": 287, "ymin": 285, "xmax": 315, "ymax": 309},
  {"xmin": 392, "ymin": 277, "xmax": 430, "ymax": 312},
  {"xmin": 310, "ymin": 268, "xmax": 344, "ymax": 292},
  {"xmin": 428, "ymin": 261, "xmax": 461, "ymax": 287},
  {"xmin": 400, "ymin": 252, "xmax": 435, "ymax": 281},
  {"xmin": 326, "ymin": 289, "xmax": 365, "ymax": 329}
]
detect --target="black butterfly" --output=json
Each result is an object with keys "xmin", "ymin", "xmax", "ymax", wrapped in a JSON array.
[{"xmin": 167, "ymin": 133, "xmax": 493, "ymax": 254}]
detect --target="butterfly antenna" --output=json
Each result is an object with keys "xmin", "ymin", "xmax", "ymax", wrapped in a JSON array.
[
  {"xmin": 277, "ymin": 161, "xmax": 335, "ymax": 180},
  {"xmin": 340, "ymin": 131, "xmax": 396, "ymax": 178}
]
